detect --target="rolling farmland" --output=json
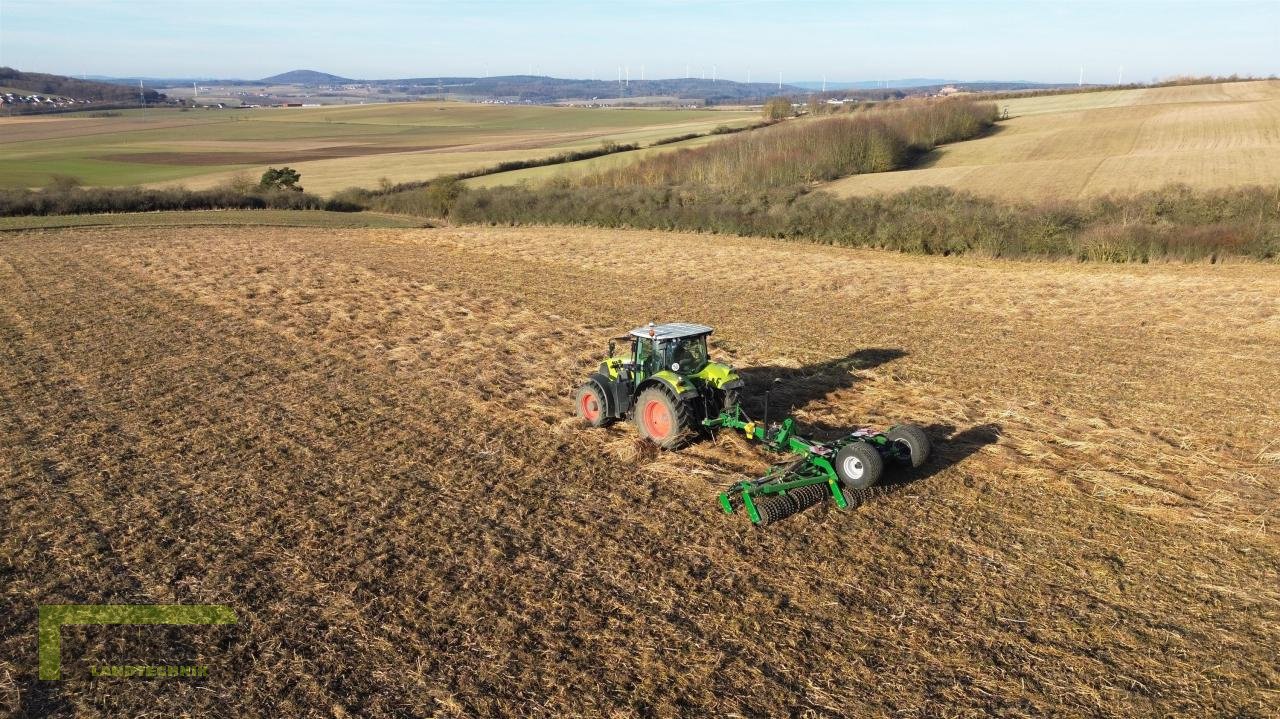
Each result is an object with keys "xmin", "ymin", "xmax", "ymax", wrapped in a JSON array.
[
  {"xmin": 0, "ymin": 103, "xmax": 755, "ymax": 193},
  {"xmin": 2, "ymin": 224, "xmax": 1277, "ymax": 717},
  {"xmin": 823, "ymin": 80, "xmax": 1280, "ymax": 200}
]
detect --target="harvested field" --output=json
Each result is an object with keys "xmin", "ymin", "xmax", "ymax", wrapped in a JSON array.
[
  {"xmin": 1, "ymin": 225, "xmax": 1277, "ymax": 717},
  {"xmin": 823, "ymin": 79, "xmax": 1280, "ymax": 200}
]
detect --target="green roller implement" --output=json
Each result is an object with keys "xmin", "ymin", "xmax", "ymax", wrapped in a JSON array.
[{"xmin": 574, "ymin": 322, "xmax": 931, "ymax": 526}]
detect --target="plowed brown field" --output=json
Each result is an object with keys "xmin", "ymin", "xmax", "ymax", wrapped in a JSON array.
[{"xmin": 2, "ymin": 225, "xmax": 1277, "ymax": 717}]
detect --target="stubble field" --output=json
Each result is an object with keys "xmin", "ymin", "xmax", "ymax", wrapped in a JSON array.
[
  {"xmin": 1, "ymin": 224, "xmax": 1277, "ymax": 717},
  {"xmin": 823, "ymin": 80, "xmax": 1280, "ymax": 200}
]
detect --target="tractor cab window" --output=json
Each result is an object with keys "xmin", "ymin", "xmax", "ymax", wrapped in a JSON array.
[
  {"xmin": 635, "ymin": 338, "xmax": 659, "ymax": 376},
  {"xmin": 670, "ymin": 335, "xmax": 708, "ymax": 373}
]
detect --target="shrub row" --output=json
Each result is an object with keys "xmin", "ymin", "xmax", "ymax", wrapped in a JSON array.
[
  {"xmin": 0, "ymin": 186, "xmax": 359, "ymax": 216},
  {"xmin": 443, "ymin": 182, "xmax": 1279, "ymax": 262},
  {"xmin": 585, "ymin": 98, "xmax": 997, "ymax": 190},
  {"xmin": 356, "ymin": 121, "xmax": 777, "ymax": 199}
]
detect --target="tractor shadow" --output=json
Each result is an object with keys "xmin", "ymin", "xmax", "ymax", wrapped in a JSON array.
[{"xmin": 734, "ymin": 348, "xmax": 907, "ymax": 420}]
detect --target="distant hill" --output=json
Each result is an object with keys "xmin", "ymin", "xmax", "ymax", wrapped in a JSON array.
[
  {"xmin": 370, "ymin": 75, "xmax": 806, "ymax": 103},
  {"xmin": 261, "ymin": 70, "xmax": 353, "ymax": 85},
  {"xmin": 792, "ymin": 79, "xmax": 1078, "ymax": 92},
  {"xmin": 791, "ymin": 78, "xmax": 954, "ymax": 90},
  {"xmin": 0, "ymin": 67, "xmax": 164, "ymax": 103}
]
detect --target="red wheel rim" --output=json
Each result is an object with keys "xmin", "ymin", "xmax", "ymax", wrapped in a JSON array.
[
  {"xmin": 580, "ymin": 392, "xmax": 601, "ymax": 421},
  {"xmin": 642, "ymin": 399, "xmax": 672, "ymax": 438}
]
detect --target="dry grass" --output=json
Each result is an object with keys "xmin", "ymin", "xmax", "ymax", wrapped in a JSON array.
[
  {"xmin": 824, "ymin": 79, "xmax": 1280, "ymax": 200},
  {"xmin": 1, "ymin": 225, "xmax": 1277, "ymax": 717}
]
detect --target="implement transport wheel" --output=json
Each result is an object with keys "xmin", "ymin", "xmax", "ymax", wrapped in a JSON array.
[
  {"xmin": 887, "ymin": 424, "xmax": 931, "ymax": 468},
  {"xmin": 574, "ymin": 383, "xmax": 610, "ymax": 427},
  {"xmin": 834, "ymin": 441, "xmax": 883, "ymax": 491},
  {"xmin": 635, "ymin": 387, "xmax": 690, "ymax": 450}
]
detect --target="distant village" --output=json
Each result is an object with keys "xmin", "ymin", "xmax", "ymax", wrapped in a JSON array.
[{"xmin": 2, "ymin": 91, "xmax": 96, "ymax": 109}]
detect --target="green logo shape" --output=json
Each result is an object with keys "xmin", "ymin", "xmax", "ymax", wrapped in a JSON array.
[{"xmin": 39, "ymin": 604, "xmax": 237, "ymax": 680}]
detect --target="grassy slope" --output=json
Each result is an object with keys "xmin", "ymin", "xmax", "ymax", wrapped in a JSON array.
[
  {"xmin": 1, "ymin": 225, "xmax": 1276, "ymax": 717},
  {"xmin": 822, "ymin": 80, "xmax": 1280, "ymax": 200},
  {"xmin": 0, "ymin": 103, "xmax": 755, "ymax": 192},
  {"xmin": 462, "ymin": 132, "xmax": 733, "ymax": 188}
]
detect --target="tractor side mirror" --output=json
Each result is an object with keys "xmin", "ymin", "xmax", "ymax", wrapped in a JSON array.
[{"xmin": 608, "ymin": 340, "xmax": 616, "ymax": 357}]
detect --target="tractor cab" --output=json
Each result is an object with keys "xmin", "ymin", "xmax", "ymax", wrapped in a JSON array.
[
  {"xmin": 576, "ymin": 322, "xmax": 744, "ymax": 448},
  {"xmin": 627, "ymin": 322, "xmax": 712, "ymax": 383}
]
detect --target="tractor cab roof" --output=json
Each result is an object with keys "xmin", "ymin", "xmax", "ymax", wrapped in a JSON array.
[{"xmin": 628, "ymin": 322, "xmax": 713, "ymax": 341}]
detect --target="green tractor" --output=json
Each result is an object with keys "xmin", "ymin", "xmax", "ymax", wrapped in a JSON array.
[
  {"xmin": 575, "ymin": 322, "xmax": 932, "ymax": 526},
  {"xmin": 574, "ymin": 322, "xmax": 743, "ymax": 449}
]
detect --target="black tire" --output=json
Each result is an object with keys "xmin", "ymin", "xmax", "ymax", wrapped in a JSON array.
[
  {"xmin": 886, "ymin": 424, "xmax": 931, "ymax": 468},
  {"xmin": 833, "ymin": 441, "xmax": 884, "ymax": 491},
  {"xmin": 574, "ymin": 383, "xmax": 610, "ymax": 427},
  {"xmin": 634, "ymin": 386, "xmax": 691, "ymax": 450}
]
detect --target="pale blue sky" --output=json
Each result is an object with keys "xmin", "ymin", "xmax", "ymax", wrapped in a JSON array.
[{"xmin": 0, "ymin": 0, "xmax": 1276, "ymax": 83}]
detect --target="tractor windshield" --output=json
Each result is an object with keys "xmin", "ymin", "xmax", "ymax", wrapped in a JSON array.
[{"xmin": 669, "ymin": 335, "xmax": 708, "ymax": 373}]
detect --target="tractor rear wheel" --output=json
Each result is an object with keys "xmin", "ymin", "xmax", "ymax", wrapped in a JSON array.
[
  {"xmin": 635, "ymin": 387, "xmax": 691, "ymax": 450},
  {"xmin": 834, "ymin": 441, "xmax": 883, "ymax": 491},
  {"xmin": 574, "ymin": 383, "xmax": 610, "ymax": 427},
  {"xmin": 886, "ymin": 424, "xmax": 931, "ymax": 468}
]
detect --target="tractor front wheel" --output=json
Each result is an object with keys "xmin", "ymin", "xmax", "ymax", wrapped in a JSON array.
[
  {"xmin": 635, "ymin": 387, "xmax": 691, "ymax": 450},
  {"xmin": 574, "ymin": 383, "xmax": 610, "ymax": 427},
  {"xmin": 834, "ymin": 441, "xmax": 883, "ymax": 491}
]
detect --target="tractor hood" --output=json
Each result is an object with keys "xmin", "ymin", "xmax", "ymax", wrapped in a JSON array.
[{"xmin": 690, "ymin": 361, "xmax": 741, "ymax": 390}]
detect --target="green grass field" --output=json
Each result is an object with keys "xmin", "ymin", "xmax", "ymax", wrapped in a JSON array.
[{"xmin": 0, "ymin": 103, "xmax": 756, "ymax": 193}]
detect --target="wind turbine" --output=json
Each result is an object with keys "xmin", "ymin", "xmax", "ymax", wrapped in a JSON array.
[{"xmin": 1078, "ymin": 64, "xmax": 1084, "ymax": 86}]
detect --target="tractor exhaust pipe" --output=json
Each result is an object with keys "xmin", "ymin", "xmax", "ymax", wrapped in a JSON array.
[{"xmin": 762, "ymin": 377, "xmax": 781, "ymax": 442}]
